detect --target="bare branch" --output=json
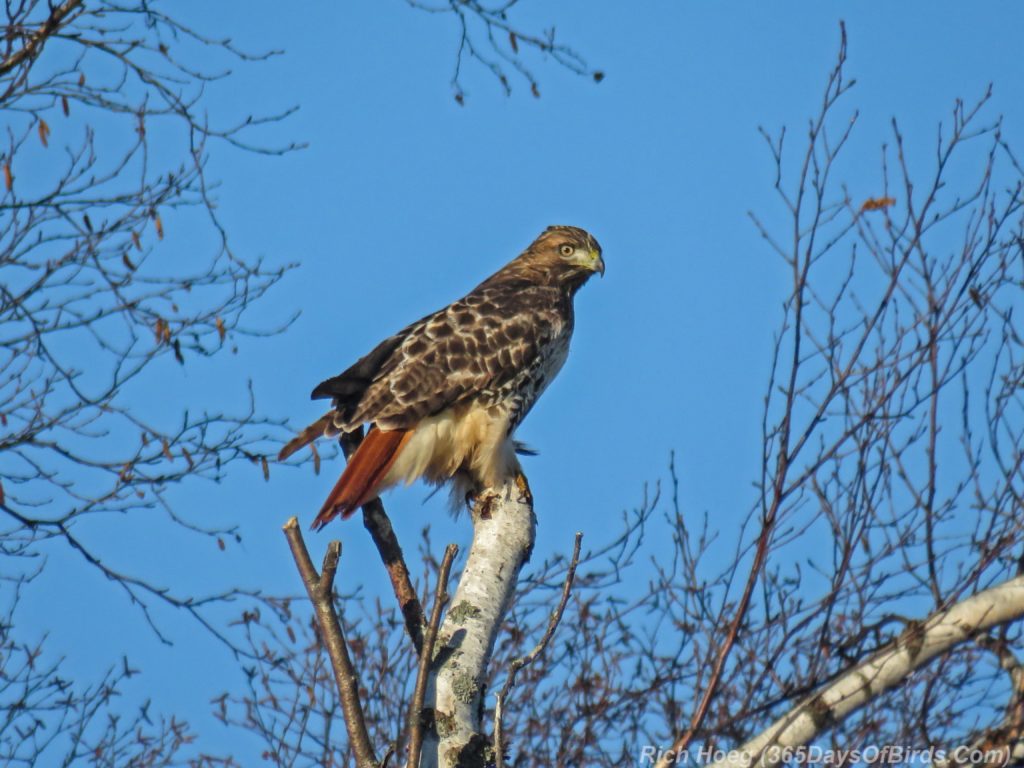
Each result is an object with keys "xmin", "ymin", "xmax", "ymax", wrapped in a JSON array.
[
  {"xmin": 403, "ymin": 0, "xmax": 602, "ymax": 103},
  {"xmin": 0, "ymin": 0, "xmax": 84, "ymax": 78},
  {"xmin": 709, "ymin": 576, "xmax": 1024, "ymax": 768}
]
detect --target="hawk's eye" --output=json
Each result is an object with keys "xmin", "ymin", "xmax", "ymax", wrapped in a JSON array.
[{"xmin": 559, "ymin": 244, "xmax": 575, "ymax": 257}]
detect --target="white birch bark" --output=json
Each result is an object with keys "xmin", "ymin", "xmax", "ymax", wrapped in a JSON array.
[
  {"xmin": 702, "ymin": 576, "xmax": 1024, "ymax": 768},
  {"xmin": 420, "ymin": 476, "xmax": 536, "ymax": 768}
]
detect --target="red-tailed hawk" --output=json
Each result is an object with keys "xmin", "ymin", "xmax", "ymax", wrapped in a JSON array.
[{"xmin": 280, "ymin": 225, "xmax": 604, "ymax": 529}]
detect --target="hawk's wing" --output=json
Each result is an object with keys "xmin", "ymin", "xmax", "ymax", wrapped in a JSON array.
[{"xmin": 312, "ymin": 282, "xmax": 567, "ymax": 431}]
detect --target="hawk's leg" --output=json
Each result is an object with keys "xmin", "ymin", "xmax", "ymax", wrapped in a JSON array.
[{"xmin": 469, "ymin": 473, "xmax": 531, "ymax": 520}]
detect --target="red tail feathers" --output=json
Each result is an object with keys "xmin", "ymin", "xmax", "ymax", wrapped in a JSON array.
[{"xmin": 311, "ymin": 428, "xmax": 411, "ymax": 530}]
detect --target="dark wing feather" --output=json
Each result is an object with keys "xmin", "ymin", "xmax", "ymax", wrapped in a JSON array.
[{"xmin": 344, "ymin": 282, "xmax": 567, "ymax": 431}]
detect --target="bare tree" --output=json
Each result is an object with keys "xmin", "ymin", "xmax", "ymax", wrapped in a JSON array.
[
  {"xmin": 651, "ymin": 24, "xmax": 1024, "ymax": 764},
  {"xmin": 0, "ymin": 574, "xmax": 241, "ymax": 766},
  {"xmin": 0, "ymin": 0, "xmax": 301, "ymax": 623},
  {"xmin": 0, "ymin": 1, "xmax": 301, "ymax": 762}
]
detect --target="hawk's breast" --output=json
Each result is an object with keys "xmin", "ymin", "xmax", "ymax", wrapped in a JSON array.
[{"xmin": 480, "ymin": 315, "xmax": 571, "ymax": 434}]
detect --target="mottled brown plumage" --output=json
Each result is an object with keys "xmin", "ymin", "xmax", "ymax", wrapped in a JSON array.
[{"xmin": 280, "ymin": 225, "xmax": 604, "ymax": 528}]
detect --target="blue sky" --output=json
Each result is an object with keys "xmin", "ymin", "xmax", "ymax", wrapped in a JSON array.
[{"xmin": 20, "ymin": 0, "xmax": 1024, "ymax": 760}]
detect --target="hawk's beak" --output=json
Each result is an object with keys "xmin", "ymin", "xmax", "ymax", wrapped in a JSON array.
[{"xmin": 591, "ymin": 250, "xmax": 605, "ymax": 277}]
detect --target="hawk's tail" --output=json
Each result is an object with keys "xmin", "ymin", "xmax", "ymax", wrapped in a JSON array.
[
  {"xmin": 311, "ymin": 427, "xmax": 412, "ymax": 530},
  {"xmin": 278, "ymin": 414, "xmax": 335, "ymax": 461}
]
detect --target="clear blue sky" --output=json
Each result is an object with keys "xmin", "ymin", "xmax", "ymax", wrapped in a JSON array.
[{"xmin": 22, "ymin": 1, "xmax": 1024, "ymax": 761}]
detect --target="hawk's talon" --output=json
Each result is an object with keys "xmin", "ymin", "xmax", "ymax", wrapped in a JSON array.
[
  {"xmin": 474, "ymin": 491, "xmax": 498, "ymax": 520},
  {"xmin": 514, "ymin": 472, "xmax": 533, "ymax": 505}
]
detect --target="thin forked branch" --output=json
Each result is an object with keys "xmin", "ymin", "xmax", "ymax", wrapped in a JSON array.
[
  {"xmin": 283, "ymin": 517, "xmax": 379, "ymax": 768},
  {"xmin": 407, "ymin": 543, "xmax": 459, "ymax": 768}
]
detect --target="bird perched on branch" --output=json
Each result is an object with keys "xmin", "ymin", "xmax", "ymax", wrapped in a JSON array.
[{"xmin": 280, "ymin": 225, "xmax": 604, "ymax": 529}]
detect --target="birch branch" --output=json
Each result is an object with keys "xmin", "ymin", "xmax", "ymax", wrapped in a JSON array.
[
  {"xmin": 701, "ymin": 575, "xmax": 1024, "ymax": 768},
  {"xmin": 420, "ymin": 474, "xmax": 537, "ymax": 768}
]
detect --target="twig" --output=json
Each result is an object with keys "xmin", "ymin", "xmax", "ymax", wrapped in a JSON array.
[
  {"xmin": 929, "ymin": 635, "xmax": 1024, "ymax": 768},
  {"xmin": 341, "ymin": 429, "xmax": 426, "ymax": 654},
  {"xmin": 494, "ymin": 532, "xmax": 583, "ymax": 768},
  {"xmin": 407, "ymin": 543, "xmax": 459, "ymax": 768},
  {"xmin": 282, "ymin": 517, "xmax": 379, "ymax": 768}
]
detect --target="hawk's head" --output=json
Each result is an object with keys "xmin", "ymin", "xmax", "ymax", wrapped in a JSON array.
[{"xmin": 513, "ymin": 225, "xmax": 604, "ymax": 290}]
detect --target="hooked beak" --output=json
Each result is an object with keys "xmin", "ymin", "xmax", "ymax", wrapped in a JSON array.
[{"xmin": 591, "ymin": 250, "xmax": 605, "ymax": 277}]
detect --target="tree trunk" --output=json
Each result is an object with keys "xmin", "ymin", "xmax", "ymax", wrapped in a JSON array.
[{"xmin": 420, "ymin": 475, "xmax": 536, "ymax": 768}]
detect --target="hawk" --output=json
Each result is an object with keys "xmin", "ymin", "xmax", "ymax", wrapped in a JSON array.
[{"xmin": 280, "ymin": 225, "xmax": 604, "ymax": 529}]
